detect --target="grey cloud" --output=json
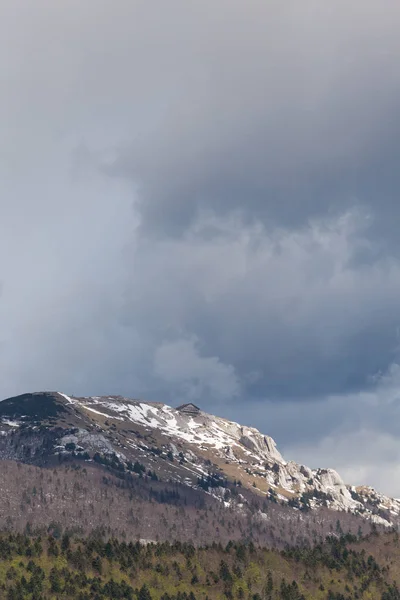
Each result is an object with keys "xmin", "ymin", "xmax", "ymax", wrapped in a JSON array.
[
  {"xmin": 122, "ymin": 210, "xmax": 400, "ymax": 402},
  {"xmin": 2, "ymin": 0, "xmax": 400, "ymax": 494},
  {"xmin": 105, "ymin": 0, "xmax": 400, "ymax": 238},
  {"xmin": 154, "ymin": 336, "xmax": 240, "ymax": 403}
]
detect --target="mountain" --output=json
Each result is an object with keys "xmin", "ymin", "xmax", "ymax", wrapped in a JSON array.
[{"xmin": 0, "ymin": 391, "xmax": 398, "ymax": 546}]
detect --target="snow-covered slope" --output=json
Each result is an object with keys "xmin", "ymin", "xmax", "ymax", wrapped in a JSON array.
[
  {"xmin": 52, "ymin": 393, "xmax": 400, "ymax": 527},
  {"xmin": 65, "ymin": 394, "xmax": 283, "ymax": 459}
]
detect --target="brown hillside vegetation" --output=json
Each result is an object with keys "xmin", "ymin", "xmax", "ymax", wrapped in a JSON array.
[{"xmin": 0, "ymin": 461, "xmax": 374, "ymax": 548}]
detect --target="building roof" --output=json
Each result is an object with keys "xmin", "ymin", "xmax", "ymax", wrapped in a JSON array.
[{"xmin": 176, "ymin": 403, "xmax": 201, "ymax": 413}]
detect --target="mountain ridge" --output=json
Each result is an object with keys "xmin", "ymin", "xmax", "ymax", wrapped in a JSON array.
[{"xmin": 0, "ymin": 390, "xmax": 398, "ymax": 535}]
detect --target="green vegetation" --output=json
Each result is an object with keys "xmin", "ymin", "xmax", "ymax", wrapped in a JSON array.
[{"xmin": 0, "ymin": 530, "xmax": 400, "ymax": 598}]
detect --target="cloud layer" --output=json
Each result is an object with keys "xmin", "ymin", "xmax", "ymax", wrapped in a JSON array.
[{"xmin": 2, "ymin": 0, "xmax": 400, "ymax": 493}]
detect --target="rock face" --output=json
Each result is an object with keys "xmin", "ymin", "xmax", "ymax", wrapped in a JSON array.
[
  {"xmin": 239, "ymin": 426, "xmax": 284, "ymax": 463},
  {"xmin": 0, "ymin": 391, "xmax": 399, "ymax": 530}
]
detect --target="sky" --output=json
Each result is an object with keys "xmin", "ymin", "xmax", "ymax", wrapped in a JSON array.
[{"xmin": 2, "ymin": 0, "xmax": 400, "ymax": 494}]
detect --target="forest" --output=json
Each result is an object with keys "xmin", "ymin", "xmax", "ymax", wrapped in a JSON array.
[{"xmin": 1, "ymin": 528, "xmax": 400, "ymax": 599}]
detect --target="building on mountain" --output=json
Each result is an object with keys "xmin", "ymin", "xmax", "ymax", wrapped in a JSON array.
[{"xmin": 176, "ymin": 403, "xmax": 201, "ymax": 416}]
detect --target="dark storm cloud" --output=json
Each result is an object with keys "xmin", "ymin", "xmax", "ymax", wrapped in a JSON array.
[
  {"xmin": 2, "ymin": 0, "xmax": 400, "ymax": 492},
  {"xmin": 100, "ymin": 0, "xmax": 400, "ymax": 405},
  {"xmin": 121, "ymin": 210, "xmax": 400, "ymax": 405},
  {"xmin": 107, "ymin": 0, "xmax": 400, "ymax": 239}
]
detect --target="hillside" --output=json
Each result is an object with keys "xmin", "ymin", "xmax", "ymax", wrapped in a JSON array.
[
  {"xmin": 0, "ymin": 391, "xmax": 397, "ymax": 546},
  {"xmin": 1, "ymin": 529, "xmax": 400, "ymax": 599}
]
